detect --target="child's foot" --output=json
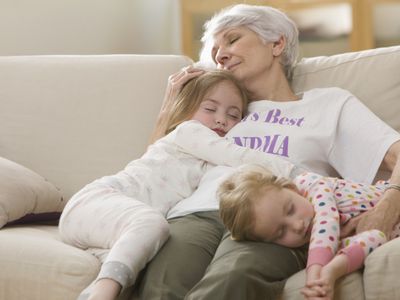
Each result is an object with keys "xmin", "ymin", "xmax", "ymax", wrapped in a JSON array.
[{"xmin": 87, "ymin": 278, "xmax": 121, "ymax": 300}]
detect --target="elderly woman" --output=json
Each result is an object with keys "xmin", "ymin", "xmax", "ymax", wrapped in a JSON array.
[{"xmin": 140, "ymin": 4, "xmax": 400, "ymax": 300}]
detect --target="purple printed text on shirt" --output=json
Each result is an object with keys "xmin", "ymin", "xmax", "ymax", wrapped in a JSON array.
[
  {"xmin": 232, "ymin": 135, "xmax": 289, "ymax": 157},
  {"xmin": 243, "ymin": 109, "xmax": 305, "ymax": 127}
]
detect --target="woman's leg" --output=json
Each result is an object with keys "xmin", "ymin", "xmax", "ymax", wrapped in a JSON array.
[
  {"xmin": 137, "ymin": 211, "xmax": 224, "ymax": 300},
  {"xmin": 185, "ymin": 231, "xmax": 308, "ymax": 300}
]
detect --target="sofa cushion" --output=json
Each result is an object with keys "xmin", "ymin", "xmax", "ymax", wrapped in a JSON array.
[
  {"xmin": 292, "ymin": 45, "xmax": 400, "ymax": 133},
  {"xmin": 0, "ymin": 55, "xmax": 193, "ymax": 202},
  {"xmin": 363, "ymin": 238, "xmax": 400, "ymax": 300},
  {"xmin": 0, "ymin": 225, "xmax": 100, "ymax": 300},
  {"xmin": 0, "ymin": 157, "xmax": 64, "ymax": 228}
]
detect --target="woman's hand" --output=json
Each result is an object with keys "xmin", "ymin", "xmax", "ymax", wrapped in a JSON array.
[
  {"xmin": 161, "ymin": 65, "xmax": 205, "ymax": 114},
  {"xmin": 340, "ymin": 214, "xmax": 363, "ymax": 238},
  {"xmin": 149, "ymin": 65, "xmax": 205, "ymax": 144},
  {"xmin": 356, "ymin": 189, "xmax": 400, "ymax": 237},
  {"xmin": 360, "ymin": 141, "xmax": 400, "ymax": 237}
]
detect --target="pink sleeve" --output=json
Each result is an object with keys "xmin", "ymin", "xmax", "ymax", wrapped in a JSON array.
[
  {"xmin": 294, "ymin": 173, "xmax": 340, "ymax": 269},
  {"xmin": 339, "ymin": 229, "xmax": 387, "ymax": 273}
]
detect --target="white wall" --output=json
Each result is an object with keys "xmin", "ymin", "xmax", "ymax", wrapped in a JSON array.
[
  {"xmin": 131, "ymin": 0, "xmax": 181, "ymax": 55},
  {"xmin": 0, "ymin": 0, "xmax": 181, "ymax": 56}
]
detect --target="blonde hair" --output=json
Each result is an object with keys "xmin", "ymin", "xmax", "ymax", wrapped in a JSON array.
[
  {"xmin": 164, "ymin": 69, "xmax": 248, "ymax": 135},
  {"xmin": 218, "ymin": 164, "xmax": 296, "ymax": 241}
]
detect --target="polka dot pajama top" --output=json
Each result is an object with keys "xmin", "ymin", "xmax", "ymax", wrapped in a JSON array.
[{"xmin": 294, "ymin": 172, "xmax": 399, "ymax": 273}]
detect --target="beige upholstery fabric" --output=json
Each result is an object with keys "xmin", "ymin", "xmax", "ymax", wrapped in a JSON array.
[
  {"xmin": 292, "ymin": 45, "xmax": 400, "ymax": 132},
  {"xmin": 0, "ymin": 225, "xmax": 99, "ymax": 299},
  {"xmin": 364, "ymin": 238, "xmax": 400, "ymax": 300},
  {"xmin": 0, "ymin": 55, "xmax": 192, "ymax": 201}
]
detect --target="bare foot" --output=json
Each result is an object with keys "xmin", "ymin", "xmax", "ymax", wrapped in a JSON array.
[{"xmin": 87, "ymin": 278, "xmax": 121, "ymax": 300}]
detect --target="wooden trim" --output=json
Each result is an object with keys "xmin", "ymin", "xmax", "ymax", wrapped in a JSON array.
[{"xmin": 180, "ymin": 0, "xmax": 399, "ymax": 59}]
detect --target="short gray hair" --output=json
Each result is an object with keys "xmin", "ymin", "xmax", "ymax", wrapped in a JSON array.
[{"xmin": 200, "ymin": 4, "xmax": 299, "ymax": 79}]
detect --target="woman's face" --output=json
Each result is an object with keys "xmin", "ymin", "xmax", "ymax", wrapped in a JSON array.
[{"xmin": 211, "ymin": 26, "xmax": 276, "ymax": 83}]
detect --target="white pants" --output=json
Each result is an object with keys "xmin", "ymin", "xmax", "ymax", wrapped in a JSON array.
[{"xmin": 59, "ymin": 184, "xmax": 170, "ymax": 293}]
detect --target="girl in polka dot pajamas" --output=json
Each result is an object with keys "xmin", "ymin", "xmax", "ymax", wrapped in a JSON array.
[
  {"xmin": 218, "ymin": 165, "xmax": 400, "ymax": 300},
  {"xmin": 294, "ymin": 172, "xmax": 400, "ymax": 299},
  {"xmin": 59, "ymin": 71, "xmax": 297, "ymax": 300}
]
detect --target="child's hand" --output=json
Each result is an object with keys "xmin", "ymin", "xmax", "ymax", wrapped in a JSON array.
[
  {"xmin": 302, "ymin": 264, "xmax": 338, "ymax": 300},
  {"xmin": 303, "ymin": 265, "xmax": 326, "ymax": 299},
  {"xmin": 303, "ymin": 264, "xmax": 337, "ymax": 300},
  {"xmin": 306, "ymin": 264, "xmax": 322, "ymax": 285},
  {"xmin": 301, "ymin": 276, "xmax": 334, "ymax": 300},
  {"xmin": 301, "ymin": 282, "xmax": 328, "ymax": 300}
]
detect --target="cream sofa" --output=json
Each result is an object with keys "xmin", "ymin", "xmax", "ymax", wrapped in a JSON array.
[{"xmin": 1, "ymin": 46, "xmax": 400, "ymax": 300}]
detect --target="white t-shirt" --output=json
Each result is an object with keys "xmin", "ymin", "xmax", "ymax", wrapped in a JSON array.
[{"xmin": 167, "ymin": 87, "xmax": 400, "ymax": 219}]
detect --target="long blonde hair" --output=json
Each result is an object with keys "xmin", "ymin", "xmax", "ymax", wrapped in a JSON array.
[
  {"xmin": 164, "ymin": 69, "xmax": 248, "ymax": 135},
  {"xmin": 218, "ymin": 164, "xmax": 296, "ymax": 241}
]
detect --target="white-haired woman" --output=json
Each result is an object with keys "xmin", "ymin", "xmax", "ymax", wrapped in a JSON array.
[{"xmin": 140, "ymin": 4, "xmax": 400, "ymax": 300}]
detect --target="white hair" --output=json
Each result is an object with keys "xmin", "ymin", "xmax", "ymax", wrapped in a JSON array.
[{"xmin": 199, "ymin": 4, "xmax": 299, "ymax": 79}]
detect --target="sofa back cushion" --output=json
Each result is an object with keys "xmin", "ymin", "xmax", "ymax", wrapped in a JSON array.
[
  {"xmin": 0, "ymin": 55, "xmax": 192, "ymax": 200},
  {"xmin": 1, "ymin": 47, "xmax": 399, "ymax": 201},
  {"xmin": 292, "ymin": 45, "xmax": 400, "ymax": 133}
]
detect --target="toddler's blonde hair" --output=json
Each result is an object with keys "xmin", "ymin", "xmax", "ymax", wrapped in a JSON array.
[{"xmin": 218, "ymin": 164, "xmax": 296, "ymax": 241}]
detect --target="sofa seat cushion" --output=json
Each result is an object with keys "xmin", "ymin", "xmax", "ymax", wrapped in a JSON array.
[
  {"xmin": 0, "ymin": 225, "xmax": 100, "ymax": 300},
  {"xmin": 364, "ymin": 238, "xmax": 400, "ymax": 300}
]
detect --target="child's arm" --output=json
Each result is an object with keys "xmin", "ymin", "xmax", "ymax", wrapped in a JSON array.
[
  {"xmin": 293, "ymin": 173, "xmax": 342, "ymax": 298},
  {"xmin": 303, "ymin": 228, "xmax": 386, "ymax": 300},
  {"xmin": 338, "ymin": 229, "xmax": 386, "ymax": 273},
  {"xmin": 302, "ymin": 254, "xmax": 348, "ymax": 300},
  {"xmin": 172, "ymin": 120, "xmax": 298, "ymax": 177},
  {"xmin": 294, "ymin": 173, "xmax": 341, "ymax": 270}
]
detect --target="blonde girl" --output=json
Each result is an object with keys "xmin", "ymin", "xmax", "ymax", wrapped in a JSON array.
[{"xmin": 59, "ymin": 69, "xmax": 296, "ymax": 300}]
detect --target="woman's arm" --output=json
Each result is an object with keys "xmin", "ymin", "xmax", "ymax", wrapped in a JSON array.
[
  {"xmin": 357, "ymin": 140, "xmax": 400, "ymax": 236},
  {"xmin": 148, "ymin": 66, "xmax": 205, "ymax": 144}
]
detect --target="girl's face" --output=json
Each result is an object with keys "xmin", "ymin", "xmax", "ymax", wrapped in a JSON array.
[
  {"xmin": 211, "ymin": 26, "xmax": 277, "ymax": 84},
  {"xmin": 252, "ymin": 187, "xmax": 315, "ymax": 248},
  {"xmin": 191, "ymin": 80, "xmax": 243, "ymax": 137}
]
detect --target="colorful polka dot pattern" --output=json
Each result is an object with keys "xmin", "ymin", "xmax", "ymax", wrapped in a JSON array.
[
  {"xmin": 293, "ymin": 172, "xmax": 394, "ymax": 269},
  {"xmin": 340, "ymin": 229, "xmax": 387, "ymax": 258}
]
